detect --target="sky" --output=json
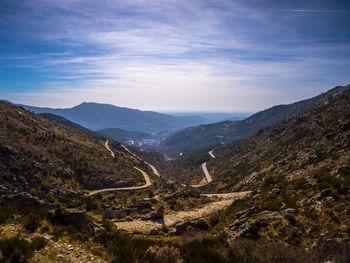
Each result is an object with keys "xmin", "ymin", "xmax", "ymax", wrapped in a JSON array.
[{"xmin": 0, "ymin": 0, "xmax": 349, "ymax": 112}]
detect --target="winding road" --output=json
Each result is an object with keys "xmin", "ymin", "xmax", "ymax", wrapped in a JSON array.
[
  {"xmin": 87, "ymin": 141, "xmax": 153, "ymax": 196},
  {"xmin": 190, "ymin": 150, "xmax": 214, "ymax": 187},
  {"xmin": 121, "ymin": 144, "xmax": 160, "ymax": 177},
  {"xmin": 88, "ymin": 142, "xmax": 251, "ymax": 233},
  {"xmin": 208, "ymin": 150, "xmax": 215, "ymax": 159},
  {"xmin": 104, "ymin": 140, "xmax": 115, "ymax": 158}
]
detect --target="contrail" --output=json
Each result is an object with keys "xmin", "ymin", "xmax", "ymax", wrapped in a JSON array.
[{"xmin": 287, "ymin": 9, "xmax": 349, "ymax": 13}]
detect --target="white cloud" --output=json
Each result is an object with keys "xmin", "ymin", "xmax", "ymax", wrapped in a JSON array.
[{"xmin": 3, "ymin": 0, "xmax": 350, "ymax": 111}]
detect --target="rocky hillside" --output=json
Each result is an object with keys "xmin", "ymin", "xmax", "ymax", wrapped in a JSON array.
[
  {"xmin": 0, "ymin": 101, "xmax": 147, "ymax": 193},
  {"xmin": 162, "ymin": 85, "xmax": 349, "ymax": 155},
  {"xmin": 202, "ymin": 85, "xmax": 350, "ymax": 248}
]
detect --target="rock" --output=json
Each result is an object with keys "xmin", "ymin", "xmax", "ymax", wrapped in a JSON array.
[
  {"xmin": 129, "ymin": 201, "xmax": 152, "ymax": 210},
  {"xmin": 229, "ymin": 211, "xmax": 280, "ymax": 239},
  {"xmin": 235, "ymin": 206, "xmax": 257, "ymax": 219},
  {"xmin": 66, "ymin": 208, "xmax": 86, "ymax": 214},
  {"xmin": 149, "ymin": 206, "xmax": 164, "ymax": 219},
  {"xmin": 230, "ymin": 218, "xmax": 268, "ymax": 240},
  {"xmin": 284, "ymin": 208, "xmax": 296, "ymax": 214},
  {"xmin": 1, "ymin": 192, "xmax": 48, "ymax": 207},
  {"xmin": 270, "ymin": 188, "xmax": 284, "ymax": 195},
  {"xmin": 101, "ymin": 203, "xmax": 110, "ymax": 209}
]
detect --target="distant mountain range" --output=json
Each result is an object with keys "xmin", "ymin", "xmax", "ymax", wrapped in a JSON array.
[
  {"xmin": 163, "ymin": 112, "xmax": 252, "ymax": 122},
  {"xmin": 162, "ymin": 85, "xmax": 350, "ymax": 154},
  {"xmin": 21, "ymin": 102, "xmax": 207, "ymax": 133}
]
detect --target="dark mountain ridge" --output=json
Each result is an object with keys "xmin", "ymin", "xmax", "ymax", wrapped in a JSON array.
[
  {"xmin": 38, "ymin": 113, "xmax": 91, "ymax": 133},
  {"xmin": 162, "ymin": 85, "xmax": 350, "ymax": 154}
]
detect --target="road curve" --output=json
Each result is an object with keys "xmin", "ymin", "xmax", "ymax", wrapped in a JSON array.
[
  {"xmin": 190, "ymin": 150, "xmax": 215, "ymax": 187},
  {"xmin": 202, "ymin": 162, "xmax": 212, "ymax": 183},
  {"xmin": 121, "ymin": 144, "xmax": 161, "ymax": 177},
  {"xmin": 147, "ymin": 163, "xmax": 160, "ymax": 177},
  {"xmin": 105, "ymin": 140, "xmax": 115, "ymax": 158},
  {"xmin": 88, "ymin": 167, "xmax": 151, "ymax": 196},
  {"xmin": 87, "ymin": 141, "xmax": 152, "ymax": 196},
  {"xmin": 208, "ymin": 150, "xmax": 215, "ymax": 159}
]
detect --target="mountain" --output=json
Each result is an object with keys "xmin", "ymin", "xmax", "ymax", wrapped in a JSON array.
[
  {"xmin": 96, "ymin": 128, "xmax": 152, "ymax": 143},
  {"xmin": 1, "ymin": 85, "xmax": 350, "ymax": 262},
  {"xmin": 201, "ymin": 85, "xmax": 350, "ymax": 246},
  {"xmin": 165, "ymin": 112, "xmax": 252, "ymax": 123},
  {"xmin": 22, "ymin": 102, "xmax": 207, "ymax": 133},
  {"xmin": 162, "ymin": 85, "xmax": 350, "ymax": 154}
]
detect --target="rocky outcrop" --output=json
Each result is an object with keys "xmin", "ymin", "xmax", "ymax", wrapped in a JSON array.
[{"xmin": 0, "ymin": 192, "xmax": 48, "ymax": 207}]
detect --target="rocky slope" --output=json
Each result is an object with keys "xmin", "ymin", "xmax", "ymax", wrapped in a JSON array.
[
  {"xmin": 202, "ymin": 85, "xmax": 350, "ymax": 248},
  {"xmin": 0, "ymin": 101, "xmax": 148, "ymax": 194}
]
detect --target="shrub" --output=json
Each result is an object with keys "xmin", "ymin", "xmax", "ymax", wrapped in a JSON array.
[
  {"xmin": 23, "ymin": 213, "xmax": 42, "ymax": 232},
  {"xmin": 230, "ymin": 239, "xmax": 313, "ymax": 263},
  {"xmin": 0, "ymin": 207, "xmax": 13, "ymax": 224},
  {"xmin": 30, "ymin": 236, "xmax": 48, "ymax": 251},
  {"xmin": 180, "ymin": 237, "xmax": 227, "ymax": 263},
  {"xmin": 0, "ymin": 235, "xmax": 47, "ymax": 263},
  {"xmin": 142, "ymin": 245, "xmax": 184, "ymax": 263}
]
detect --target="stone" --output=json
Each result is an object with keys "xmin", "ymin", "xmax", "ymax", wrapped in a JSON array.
[{"xmin": 284, "ymin": 208, "xmax": 296, "ymax": 214}]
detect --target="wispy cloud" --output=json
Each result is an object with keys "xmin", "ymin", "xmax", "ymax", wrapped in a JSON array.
[{"xmin": 1, "ymin": 0, "xmax": 350, "ymax": 111}]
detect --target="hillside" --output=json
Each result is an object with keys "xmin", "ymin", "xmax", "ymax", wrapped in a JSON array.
[
  {"xmin": 1, "ymin": 86, "xmax": 350, "ymax": 262},
  {"xmin": 201, "ymin": 85, "xmax": 350, "ymax": 247},
  {"xmin": 162, "ymin": 85, "xmax": 349, "ymax": 154},
  {"xmin": 0, "ymin": 101, "xmax": 148, "ymax": 193},
  {"xmin": 39, "ymin": 113, "xmax": 91, "ymax": 133},
  {"xmin": 23, "ymin": 102, "xmax": 206, "ymax": 133}
]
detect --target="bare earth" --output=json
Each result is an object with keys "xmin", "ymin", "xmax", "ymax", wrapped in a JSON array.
[{"xmin": 114, "ymin": 191, "xmax": 251, "ymax": 233}]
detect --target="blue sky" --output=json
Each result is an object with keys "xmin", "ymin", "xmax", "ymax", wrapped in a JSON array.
[{"xmin": 0, "ymin": 0, "xmax": 349, "ymax": 111}]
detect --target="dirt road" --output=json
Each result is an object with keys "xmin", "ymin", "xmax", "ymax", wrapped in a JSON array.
[
  {"xmin": 88, "ymin": 167, "xmax": 152, "ymax": 196},
  {"xmin": 87, "ymin": 141, "xmax": 152, "ymax": 196}
]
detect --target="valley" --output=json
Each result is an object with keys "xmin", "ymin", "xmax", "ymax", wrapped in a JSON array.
[
  {"xmin": 2, "ymin": 0, "xmax": 350, "ymax": 261},
  {"xmin": 1, "ymin": 84, "xmax": 349, "ymax": 262}
]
